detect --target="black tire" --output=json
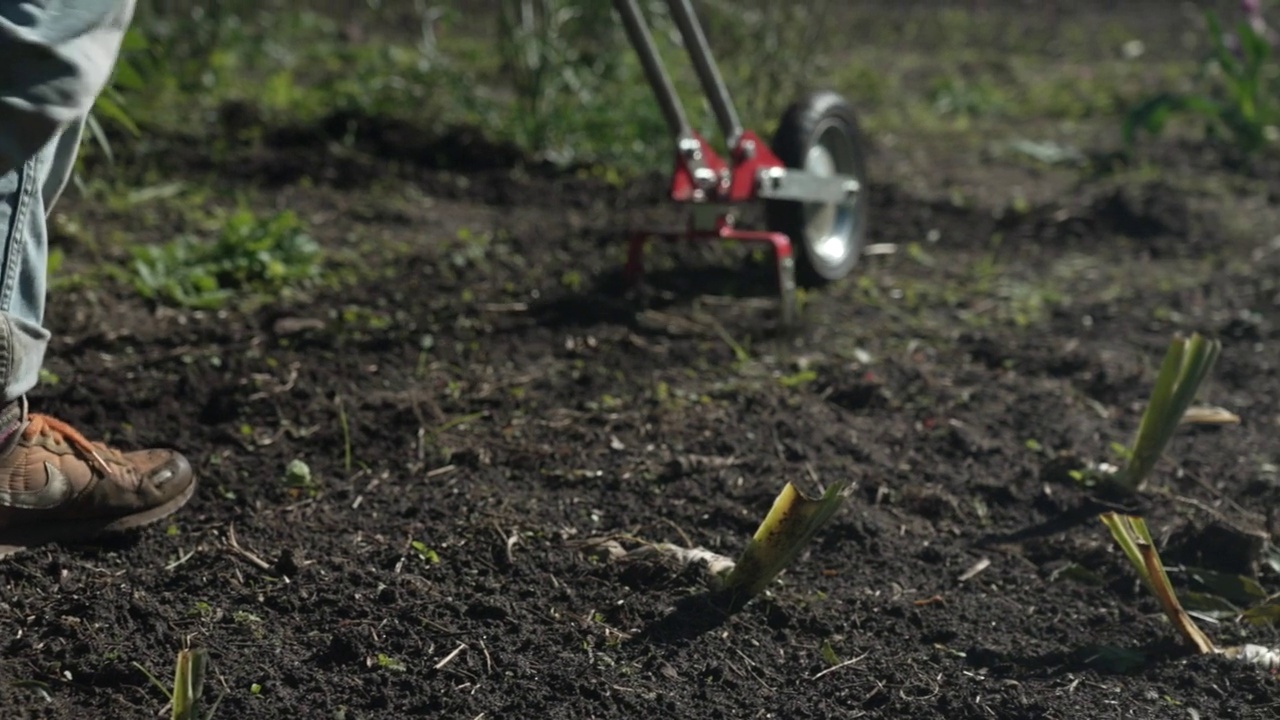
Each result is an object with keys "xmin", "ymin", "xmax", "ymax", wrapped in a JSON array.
[{"xmin": 765, "ymin": 90, "xmax": 869, "ymax": 287}]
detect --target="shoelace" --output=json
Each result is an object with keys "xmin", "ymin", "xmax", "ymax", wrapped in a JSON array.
[{"xmin": 24, "ymin": 413, "xmax": 115, "ymax": 475}]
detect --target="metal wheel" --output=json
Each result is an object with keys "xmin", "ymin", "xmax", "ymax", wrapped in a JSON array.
[{"xmin": 765, "ymin": 90, "xmax": 869, "ymax": 286}]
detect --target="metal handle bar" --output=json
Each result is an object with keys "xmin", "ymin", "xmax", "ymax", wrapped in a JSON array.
[{"xmin": 611, "ymin": 0, "xmax": 745, "ymax": 146}]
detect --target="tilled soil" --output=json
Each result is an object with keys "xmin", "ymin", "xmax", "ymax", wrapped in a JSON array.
[
  {"xmin": 6, "ymin": 3, "xmax": 1280, "ymax": 719},
  {"xmin": 1, "ymin": 139, "xmax": 1277, "ymax": 719}
]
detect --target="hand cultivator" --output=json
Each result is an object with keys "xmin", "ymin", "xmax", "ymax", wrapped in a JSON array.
[{"xmin": 613, "ymin": 0, "xmax": 870, "ymax": 326}]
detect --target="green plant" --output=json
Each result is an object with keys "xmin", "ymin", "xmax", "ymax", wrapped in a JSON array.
[
  {"xmin": 929, "ymin": 75, "xmax": 1007, "ymax": 118},
  {"xmin": 84, "ymin": 27, "xmax": 148, "ymax": 165},
  {"xmin": 1101, "ymin": 513, "xmax": 1279, "ymax": 669},
  {"xmin": 1080, "ymin": 333, "xmax": 1222, "ymax": 494},
  {"xmin": 719, "ymin": 480, "xmax": 851, "ymax": 603},
  {"xmin": 376, "ymin": 653, "xmax": 406, "ymax": 672},
  {"xmin": 336, "ymin": 396, "xmax": 353, "ymax": 474},
  {"xmin": 411, "ymin": 540, "xmax": 441, "ymax": 564},
  {"xmin": 585, "ymin": 479, "xmax": 851, "ymax": 610},
  {"xmin": 699, "ymin": 0, "xmax": 842, "ymax": 129},
  {"xmin": 134, "ymin": 647, "xmax": 218, "ymax": 720},
  {"xmin": 1125, "ymin": 4, "xmax": 1279, "ymax": 153},
  {"xmin": 495, "ymin": 0, "xmax": 602, "ymax": 151},
  {"xmin": 131, "ymin": 207, "xmax": 321, "ymax": 308},
  {"xmin": 284, "ymin": 459, "xmax": 318, "ymax": 498}
]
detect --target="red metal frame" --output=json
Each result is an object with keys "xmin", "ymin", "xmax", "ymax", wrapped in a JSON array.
[
  {"xmin": 627, "ymin": 130, "xmax": 797, "ymax": 324},
  {"xmin": 623, "ymin": 213, "xmax": 797, "ymax": 327},
  {"xmin": 613, "ymin": 0, "xmax": 798, "ymax": 324},
  {"xmin": 668, "ymin": 130, "xmax": 785, "ymax": 204}
]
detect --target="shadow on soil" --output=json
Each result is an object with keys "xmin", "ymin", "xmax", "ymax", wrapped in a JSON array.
[
  {"xmin": 526, "ymin": 262, "xmax": 788, "ymax": 330},
  {"xmin": 967, "ymin": 639, "xmax": 1193, "ymax": 679},
  {"xmin": 633, "ymin": 589, "xmax": 762, "ymax": 646}
]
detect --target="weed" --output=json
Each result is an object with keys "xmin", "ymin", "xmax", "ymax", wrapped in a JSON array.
[
  {"xmin": 1125, "ymin": 2, "xmax": 1279, "ymax": 153},
  {"xmin": 336, "ymin": 396, "xmax": 353, "ymax": 474},
  {"xmin": 929, "ymin": 75, "xmax": 1007, "ymax": 118},
  {"xmin": 131, "ymin": 207, "xmax": 321, "ymax": 309},
  {"xmin": 82, "ymin": 28, "xmax": 147, "ymax": 170},
  {"xmin": 375, "ymin": 654, "xmax": 406, "ymax": 672},
  {"xmin": 449, "ymin": 227, "xmax": 494, "ymax": 270},
  {"xmin": 411, "ymin": 540, "xmax": 441, "ymax": 564},
  {"xmin": 284, "ymin": 459, "xmax": 318, "ymax": 497},
  {"xmin": 560, "ymin": 270, "xmax": 584, "ymax": 292},
  {"xmin": 232, "ymin": 611, "xmax": 263, "ymax": 625},
  {"xmin": 778, "ymin": 369, "xmax": 818, "ymax": 388},
  {"xmin": 134, "ymin": 647, "xmax": 219, "ymax": 720}
]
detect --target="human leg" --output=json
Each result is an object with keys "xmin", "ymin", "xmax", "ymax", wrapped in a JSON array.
[{"xmin": 0, "ymin": 2, "xmax": 196, "ymax": 556}]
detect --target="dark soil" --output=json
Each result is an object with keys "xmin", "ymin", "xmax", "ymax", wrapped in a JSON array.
[{"xmin": 5, "ymin": 2, "xmax": 1280, "ymax": 719}]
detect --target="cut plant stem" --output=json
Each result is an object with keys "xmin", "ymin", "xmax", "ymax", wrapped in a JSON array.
[
  {"xmin": 1100, "ymin": 513, "xmax": 1280, "ymax": 670},
  {"xmin": 171, "ymin": 647, "xmax": 208, "ymax": 720},
  {"xmin": 719, "ymin": 480, "xmax": 852, "ymax": 603},
  {"xmin": 137, "ymin": 647, "xmax": 211, "ymax": 720},
  {"xmin": 584, "ymin": 480, "xmax": 852, "ymax": 610},
  {"xmin": 336, "ymin": 395, "xmax": 353, "ymax": 474},
  {"xmin": 1107, "ymin": 333, "xmax": 1222, "ymax": 494},
  {"xmin": 1100, "ymin": 512, "xmax": 1213, "ymax": 652}
]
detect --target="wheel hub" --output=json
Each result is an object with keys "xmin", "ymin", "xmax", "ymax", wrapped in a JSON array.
[{"xmin": 802, "ymin": 121, "xmax": 858, "ymax": 267}]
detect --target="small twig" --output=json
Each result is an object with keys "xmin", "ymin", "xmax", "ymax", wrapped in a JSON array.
[
  {"xmin": 434, "ymin": 643, "xmax": 468, "ymax": 671},
  {"xmin": 394, "ymin": 534, "xmax": 414, "ymax": 574},
  {"xmin": 804, "ymin": 462, "xmax": 821, "ymax": 485},
  {"xmin": 335, "ymin": 395, "xmax": 353, "ymax": 474},
  {"xmin": 224, "ymin": 524, "xmax": 282, "ymax": 581},
  {"xmin": 811, "ymin": 651, "xmax": 871, "ymax": 681},
  {"xmin": 165, "ymin": 549, "xmax": 196, "ymax": 572},
  {"xmin": 694, "ymin": 311, "xmax": 750, "ymax": 362},
  {"xmin": 732, "ymin": 648, "xmax": 772, "ymax": 691},
  {"xmin": 479, "ymin": 302, "xmax": 528, "ymax": 313},
  {"xmin": 657, "ymin": 517, "xmax": 694, "ymax": 548},
  {"xmin": 500, "ymin": 525, "xmax": 520, "ymax": 565},
  {"xmin": 958, "ymin": 557, "xmax": 991, "ymax": 583},
  {"xmin": 247, "ymin": 362, "xmax": 300, "ymax": 401}
]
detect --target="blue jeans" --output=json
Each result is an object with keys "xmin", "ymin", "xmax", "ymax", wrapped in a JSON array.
[{"xmin": 0, "ymin": 0, "xmax": 135, "ymax": 402}]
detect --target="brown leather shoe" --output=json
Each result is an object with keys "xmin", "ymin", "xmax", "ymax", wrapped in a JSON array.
[{"xmin": 0, "ymin": 399, "xmax": 196, "ymax": 557}]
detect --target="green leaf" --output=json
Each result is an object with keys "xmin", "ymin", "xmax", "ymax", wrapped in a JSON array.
[
  {"xmin": 1186, "ymin": 568, "xmax": 1267, "ymax": 605},
  {"xmin": 93, "ymin": 92, "xmax": 141, "ymax": 137},
  {"xmin": 1078, "ymin": 644, "xmax": 1148, "ymax": 674},
  {"xmin": 171, "ymin": 648, "xmax": 208, "ymax": 720},
  {"xmin": 1100, "ymin": 512, "xmax": 1154, "ymax": 589},
  {"xmin": 1123, "ymin": 93, "xmax": 1224, "ymax": 145},
  {"xmin": 1111, "ymin": 334, "xmax": 1221, "ymax": 493},
  {"xmin": 820, "ymin": 640, "xmax": 840, "ymax": 666},
  {"xmin": 1180, "ymin": 591, "xmax": 1241, "ymax": 619},
  {"xmin": 1099, "ymin": 512, "xmax": 1218, "ymax": 654},
  {"xmin": 1240, "ymin": 601, "xmax": 1280, "ymax": 626},
  {"xmin": 1050, "ymin": 562, "xmax": 1106, "ymax": 586},
  {"xmin": 83, "ymin": 114, "xmax": 114, "ymax": 165},
  {"xmin": 411, "ymin": 540, "xmax": 441, "ymax": 564}
]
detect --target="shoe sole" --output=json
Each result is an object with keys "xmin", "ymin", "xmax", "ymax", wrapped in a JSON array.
[{"xmin": 0, "ymin": 477, "xmax": 198, "ymax": 559}]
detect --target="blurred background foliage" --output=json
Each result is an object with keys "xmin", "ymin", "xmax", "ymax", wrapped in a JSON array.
[{"xmin": 88, "ymin": 0, "xmax": 842, "ymax": 173}]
